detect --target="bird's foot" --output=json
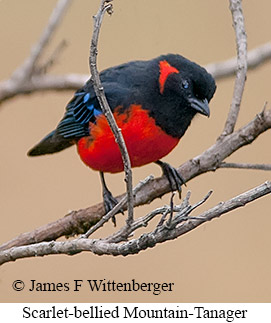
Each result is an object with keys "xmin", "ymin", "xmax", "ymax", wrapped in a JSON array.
[
  {"xmin": 155, "ymin": 160, "xmax": 185, "ymax": 198},
  {"xmin": 102, "ymin": 188, "xmax": 123, "ymax": 226},
  {"xmin": 100, "ymin": 171, "xmax": 124, "ymax": 225},
  {"xmin": 103, "ymin": 192, "xmax": 117, "ymax": 226}
]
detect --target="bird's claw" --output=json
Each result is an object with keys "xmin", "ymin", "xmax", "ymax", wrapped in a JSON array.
[
  {"xmin": 103, "ymin": 189, "xmax": 123, "ymax": 226},
  {"xmin": 156, "ymin": 160, "xmax": 185, "ymax": 198}
]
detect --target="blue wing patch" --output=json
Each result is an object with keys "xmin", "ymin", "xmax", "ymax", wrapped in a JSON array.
[
  {"xmin": 73, "ymin": 92, "xmax": 102, "ymax": 124},
  {"xmin": 56, "ymin": 81, "xmax": 130, "ymax": 140},
  {"xmin": 57, "ymin": 90, "xmax": 102, "ymax": 139}
]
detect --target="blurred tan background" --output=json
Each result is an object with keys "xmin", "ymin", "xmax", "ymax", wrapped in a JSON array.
[{"xmin": 0, "ymin": 0, "xmax": 270, "ymax": 303}]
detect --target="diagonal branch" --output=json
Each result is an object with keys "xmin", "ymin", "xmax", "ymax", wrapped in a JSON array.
[{"xmin": 0, "ymin": 181, "xmax": 270, "ymax": 266}]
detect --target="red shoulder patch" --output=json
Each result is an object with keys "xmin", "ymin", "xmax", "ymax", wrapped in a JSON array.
[{"xmin": 159, "ymin": 60, "xmax": 179, "ymax": 94}]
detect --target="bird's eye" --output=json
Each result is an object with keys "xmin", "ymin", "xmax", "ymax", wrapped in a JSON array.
[{"xmin": 182, "ymin": 80, "xmax": 189, "ymax": 89}]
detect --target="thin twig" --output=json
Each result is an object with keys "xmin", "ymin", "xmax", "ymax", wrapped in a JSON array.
[
  {"xmin": 35, "ymin": 39, "xmax": 68, "ymax": 75},
  {"xmin": 167, "ymin": 191, "xmax": 213, "ymax": 230},
  {"xmin": 89, "ymin": 0, "xmax": 134, "ymax": 226},
  {"xmin": 106, "ymin": 193, "xmax": 188, "ymax": 244},
  {"xmin": 166, "ymin": 192, "xmax": 176, "ymax": 228},
  {"xmin": 221, "ymin": 0, "xmax": 247, "ymax": 136},
  {"xmin": 219, "ymin": 162, "xmax": 271, "ymax": 171},
  {"xmin": 0, "ymin": 182, "xmax": 269, "ymax": 266}
]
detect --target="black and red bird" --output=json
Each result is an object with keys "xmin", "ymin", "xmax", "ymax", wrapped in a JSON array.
[{"xmin": 28, "ymin": 54, "xmax": 216, "ymax": 213}]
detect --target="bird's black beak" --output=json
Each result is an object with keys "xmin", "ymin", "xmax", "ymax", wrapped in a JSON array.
[{"xmin": 189, "ymin": 97, "xmax": 210, "ymax": 117}]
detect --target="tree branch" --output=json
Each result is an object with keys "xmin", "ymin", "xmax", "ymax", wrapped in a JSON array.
[
  {"xmin": 222, "ymin": 0, "xmax": 247, "ymax": 136},
  {"xmin": 0, "ymin": 181, "xmax": 269, "ymax": 266}
]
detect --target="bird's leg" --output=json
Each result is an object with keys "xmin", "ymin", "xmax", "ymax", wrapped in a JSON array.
[
  {"xmin": 155, "ymin": 160, "xmax": 185, "ymax": 198},
  {"xmin": 99, "ymin": 172, "xmax": 121, "ymax": 225}
]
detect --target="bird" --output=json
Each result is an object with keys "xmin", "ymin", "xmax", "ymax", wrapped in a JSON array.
[{"xmin": 28, "ymin": 54, "xmax": 216, "ymax": 217}]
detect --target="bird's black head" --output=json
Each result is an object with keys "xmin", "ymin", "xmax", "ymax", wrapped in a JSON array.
[{"xmin": 148, "ymin": 54, "xmax": 216, "ymax": 138}]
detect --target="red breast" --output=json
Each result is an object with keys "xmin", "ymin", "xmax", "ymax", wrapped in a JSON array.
[{"xmin": 77, "ymin": 104, "xmax": 179, "ymax": 173}]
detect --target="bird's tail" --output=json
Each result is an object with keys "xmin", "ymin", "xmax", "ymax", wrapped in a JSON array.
[{"xmin": 27, "ymin": 130, "xmax": 75, "ymax": 156}]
